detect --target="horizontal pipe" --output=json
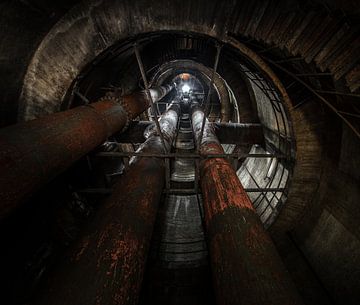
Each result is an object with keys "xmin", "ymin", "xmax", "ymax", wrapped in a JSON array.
[
  {"xmin": 214, "ymin": 122, "xmax": 263, "ymax": 145},
  {"xmin": 116, "ymin": 121, "xmax": 263, "ymax": 145},
  {"xmin": 0, "ymin": 86, "xmax": 172, "ymax": 220},
  {"xmin": 96, "ymin": 152, "xmax": 286, "ymax": 159},
  {"xmin": 33, "ymin": 102, "xmax": 180, "ymax": 305},
  {"xmin": 191, "ymin": 103, "xmax": 303, "ymax": 305},
  {"xmin": 149, "ymin": 84, "xmax": 173, "ymax": 101},
  {"xmin": 77, "ymin": 187, "xmax": 286, "ymax": 196}
]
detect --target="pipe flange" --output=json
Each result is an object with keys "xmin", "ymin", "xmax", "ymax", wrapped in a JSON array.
[{"xmin": 97, "ymin": 94, "xmax": 131, "ymax": 133}]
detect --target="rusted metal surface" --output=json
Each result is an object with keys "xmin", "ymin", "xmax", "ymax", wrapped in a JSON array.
[
  {"xmin": 191, "ymin": 104, "xmax": 303, "ymax": 305},
  {"xmin": 0, "ymin": 87, "xmax": 172, "ymax": 220},
  {"xmin": 33, "ymin": 103, "xmax": 180, "ymax": 305},
  {"xmin": 117, "ymin": 121, "xmax": 263, "ymax": 145}
]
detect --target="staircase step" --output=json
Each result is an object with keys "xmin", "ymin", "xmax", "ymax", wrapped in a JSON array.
[
  {"xmin": 331, "ymin": 36, "xmax": 360, "ymax": 80},
  {"xmin": 171, "ymin": 159, "xmax": 195, "ymax": 182},
  {"xmin": 301, "ymin": 15, "xmax": 334, "ymax": 62},
  {"xmin": 286, "ymin": 11, "xmax": 316, "ymax": 52},
  {"xmin": 257, "ymin": 1, "xmax": 281, "ymax": 43},
  {"xmin": 277, "ymin": 11, "xmax": 298, "ymax": 49},
  {"xmin": 235, "ymin": 1, "xmax": 257, "ymax": 36},
  {"xmin": 244, "ymin": 0, "xmax": 270, "ymax": 38},
  {"xmin": 314, "ymin": 23, "xmax": 351, "ymax": 70},
  {"xmin": 292, "ymin": 12, "xmax": 322, "ymax": 55}
]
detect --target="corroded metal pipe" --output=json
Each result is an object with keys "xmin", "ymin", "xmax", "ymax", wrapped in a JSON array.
[
  {"xmin": 0, "ymin": 86, "xmax": 172, "ymax": 220},
  {"xmin": 191, "ymin": 104, "xmax": 303, "ymax": 305},
  {"xmin": 33, "ymin": 103, "xmax": 180, "ymax": 305}
]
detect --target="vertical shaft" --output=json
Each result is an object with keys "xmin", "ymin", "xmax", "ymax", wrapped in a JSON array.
[
  {"xmin": 191, "ymin": 103, "xmax": 303, "ymax": 305},
  {"xmin": 0, "ymin": 86, "xmax": 172, "ymax": 220},
  {"xmin": 33, "ymin": 102, "xmax": 180, "ymax": 305}
]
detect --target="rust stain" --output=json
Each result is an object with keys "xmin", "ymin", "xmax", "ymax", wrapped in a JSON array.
[
  {"xmin": 74, "ymin": 237, "xmax": 90, "ymax": 262},
  {"xmin": 191, "ymin": 104, "xmax": 303, "ymax": 305},
  {"xmin": 0, "ymin": 89, "xmax": 162, "ymax": 221},
  {"xmin": 201, "ymin": 156, "xmax": 254, "ymax": 220}
]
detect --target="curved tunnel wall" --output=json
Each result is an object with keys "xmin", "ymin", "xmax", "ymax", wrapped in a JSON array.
[{"xmin": 17, "ymin": 0, "xmax": 323, "ymax": 237}]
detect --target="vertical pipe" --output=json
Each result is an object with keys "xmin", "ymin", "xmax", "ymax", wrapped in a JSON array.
[
  {"xmin": 198, "ymin": 43, "xmax": 222, "ymax": 151},
  {"xmin": 0, "ymin": 86, "xmax": 172, "ymax": 220},
  {"xmin": 191, "ymin": 103, "xmax": 303, "ymax": 305},
  {"xmin": 33, "ymin": 103, "xmax": 180, "ymax": 305},
  {"xmin": 135, "ymin": 44, "xmax": 169, "ymax": 152}
]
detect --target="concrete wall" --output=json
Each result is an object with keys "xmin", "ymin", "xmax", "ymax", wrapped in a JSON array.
[
  {"xmin": 0, "ymin": 0, "xmax": 80, "ymax": 127},
  {"xmin": 288, "ymin": 123, "xmax": 360, "ymax": 305}
]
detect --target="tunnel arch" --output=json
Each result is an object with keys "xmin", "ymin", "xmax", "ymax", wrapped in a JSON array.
[
  {"xmin": 150, "ymin": 59, "xmax": 232, "ymax": 122},
  {"xmin": 18, "ymin": 0, "xmax": 328, "ymax": 236}
]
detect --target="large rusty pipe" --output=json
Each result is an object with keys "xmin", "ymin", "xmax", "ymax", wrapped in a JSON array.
[
  {"xmin": 191, "ymin": 104, "xmax": 303, "ymax": 305},
  {"xmin": 33, "ymin": 103, "xmax": 180, "ymax": 305},
  {"xmin": 0, "ymin": 86, "xmax": 172, "ymax": 220}
]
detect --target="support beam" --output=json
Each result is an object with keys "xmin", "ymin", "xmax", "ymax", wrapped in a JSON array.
[
  {"xmin": 0, "ymin": 86, "xmax": 172, "ymax": 220},
  {"xmin": 214, "ymin": 122, "xmax": 263, "ymax": 145},
  {"xmin": 33, "ymin": 103, "xmax": 180, "ymax": 305},
  {"xmin": 117, "ymin": 121, "xmax": 263, "ymax": 145},
  {"xmin": 191, "ymin": 103, "xmax": 303, "ymax": 305}
]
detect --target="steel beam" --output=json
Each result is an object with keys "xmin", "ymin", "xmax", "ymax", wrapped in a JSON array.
[
  {"xmin": 117, "ymin": 121, "xmax": 263, "ymax": 145},
  {"xmin": 0, "ymin": 86, "xmax": 172, "ymax": 220},
  {"xmin": 33, "ymin": 103, "xmax": 180, "ymax": 305},
  {"xmin": 96, "ymin": 152, "xmax": 285, "ymax": 159},
  {"xmin": 191, "ymin": 103, "xmax": 303, "ymax": 305}
]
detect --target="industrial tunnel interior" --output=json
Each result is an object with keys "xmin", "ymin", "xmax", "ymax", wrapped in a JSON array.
[{"xmin": 0, "ymin": 1, "xmax": 359, "ymax": 305}]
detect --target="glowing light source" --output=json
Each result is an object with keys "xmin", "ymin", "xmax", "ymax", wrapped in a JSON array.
[
  {"xmin": 180, "ymin": 73, "xmax": 191, "ymax": 81},
  {"xmin": 182, "ymin": 84, "xmax": 191, "ymax": 93}
]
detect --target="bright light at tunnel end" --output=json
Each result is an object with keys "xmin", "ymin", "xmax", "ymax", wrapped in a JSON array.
[{"xmin": 182, "ymin": 84, "xmax": 191, "ymax": 93}]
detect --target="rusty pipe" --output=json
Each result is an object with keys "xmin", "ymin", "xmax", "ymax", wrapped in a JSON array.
[
  {"xmin": 191, "ymin": 103, "xmax": 303, "ymax": 305},
  {"xmin": 0, "ymin": 86, "xmax": 172, "ymax": 220},
  {"xmin": 33, "ymin": 103, "xmax": 180, "ymax": 305}
]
